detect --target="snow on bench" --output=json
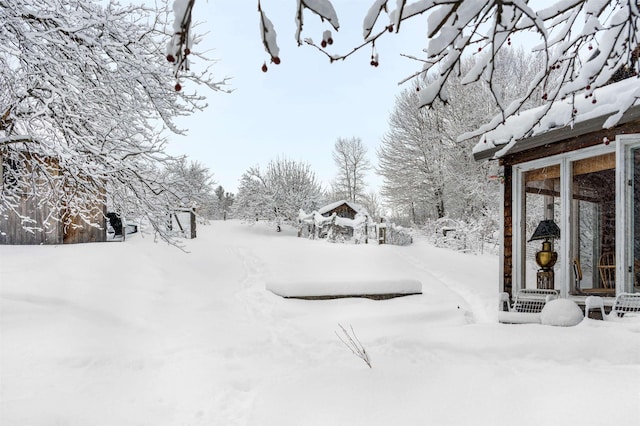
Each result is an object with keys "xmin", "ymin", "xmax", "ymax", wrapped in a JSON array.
[
  {"xmin": 498, "ymin": 289, "xmax": 559, "ymax": 324},
  {"xmin": 266, "ymin": 279, "xmax": 422, "ymax": 300},
  {"xmin": 586, "ymin": 293, "xmax": 640, "ymax": 320}
]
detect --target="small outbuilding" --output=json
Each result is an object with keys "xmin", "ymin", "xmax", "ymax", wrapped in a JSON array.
[
  {"xmin": 299, "ymin": 200, "xmax": 372, "ymax": 241},
  {"xmin": 317, "ymin": 200, "xmax": 361, "ymax": 220},
  {"xmin": 169, "ymin": 207, "xmax": 196, "ymax": 239}
]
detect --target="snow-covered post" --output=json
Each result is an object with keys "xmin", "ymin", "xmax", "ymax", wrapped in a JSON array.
[
  {"xmin": 364, "ymin": 215, "xmax": 369, "ymax": 244},
  {"xmin": 352, "ymin": 212, "xmax": 369, "ymax": 244},
  {"xmin": 378, "ymin": 221, "xmax": 387, "ymax": 244},
  {"xmin": 326, "ymin": 213, "xmax": 337, "ymax": 242}
]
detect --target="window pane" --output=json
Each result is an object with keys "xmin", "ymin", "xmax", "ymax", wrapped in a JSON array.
[
  {"xmin": 524, "ymin": 165, "xmax": 561, "ymax": 290},
  {"xmin": 571, "ymin": 153, "xmax": 616, "ymax": 295},
  {"xmin": 633, "ymin": 149, "xmax": 640, "ymax": 293}
]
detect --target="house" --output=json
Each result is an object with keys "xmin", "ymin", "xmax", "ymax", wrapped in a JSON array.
[
  {"xmin": 317, "ymin": 200, "xmax": 361, "ymax": 220},
  {"xmin": 315, "ymin": 200, "xmax": 363, "ymax": 239},
  {"xmin": 299, "ymin": 200, "xmax": 374, "ymax": 241},
  {"xmin": 0, "ymin": 152, "xmax": 106, "ymax": 245},
  {"xmin": 473, "ymin": 76, "xmax": 640, "ymax": 305}
]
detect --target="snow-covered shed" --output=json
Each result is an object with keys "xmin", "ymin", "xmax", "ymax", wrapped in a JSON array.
[
  {"xmin": 299, "ymin": 200, "xmax": 373, "ymax": 241},
  {"xmin": 473, "ymin": 76, "xmax": 640, "ymax": 304},
  {"xmin": 0, "ymin": 153, "xmax": 106, "ymax": 245},
  {"xmin": 318, "ymin": 200, "xmax": 362, "ymax": 220}
]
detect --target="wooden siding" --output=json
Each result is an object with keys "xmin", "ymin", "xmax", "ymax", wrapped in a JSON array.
[
  {"xmin": 0, "ymin": 196, "xmax": 64, "ymax": 245},
  {"xmin": 1, "ymin": 153, "xmax": 106, "ymax": 245},
  {"xmin": 323, "ymin": 203, "xmax": 358, "ymax": 220},
  {"xmin": 62, "ymin": 205, "xmax": 107, "ymax": 244},
  {"xmin": 1, "ymin": 154, "xmax": 64, "ymax": 244}
]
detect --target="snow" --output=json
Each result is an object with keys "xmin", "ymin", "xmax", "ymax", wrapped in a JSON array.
[
  {"xmin": 2, "ymin": 220, "xmax": 640, "ymax": 426},
  {"xmin": 362, "ymin": 0, "xmax": 388, "ymax": 39},
  {"xmin": 259, "ymin": 5, "xmax": 280, "ymax": 59},
  {"xmin": 301, "ymin": 0, "xmax": 340, "ymax": 30},
  {"xmin": 172, "ymin": 0, "xmax": 189, "ymax": 33},
  {"xmin": 540, "ymin": 299, "xmax": 584, "ymax": 327},
  {"xmin": 497, "ymin": 311, "xmax": 542, "ymax": 324},
  {"xmin": 470, "ymin": 77, "xmax": 640, "ymax": 157},
  {"xmin": 316, "ymin": 199, "xmax": 363, "ymax": 215},
  {"xmin": 267, "ymin": 279, "xmax": 422, "ymax": 298}
]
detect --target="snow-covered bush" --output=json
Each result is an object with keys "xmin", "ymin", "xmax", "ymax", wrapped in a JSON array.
[
  {"xmin": 423, "ymin": 217, "xmax": 498, "ymax": 254},
  {"xmin": 352, "ymin": 212, "xmax": 375, "ymax": 244},
  {"xmin": 326, "ymin": 215, "xmax": 345, "ymax": 243},
  {"xmin": 384, "ymin": 223, "xmax": 413, "ymax": 246},
  {"xmin": 299, "ymin": 209, "xmax": 377, "ymax": 244}
]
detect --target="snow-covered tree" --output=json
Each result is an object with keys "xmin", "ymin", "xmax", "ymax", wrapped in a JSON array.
[
  {"xmin": 234, "ymin": 166, "xmax": 270, "ymax": 222},
  {"xmin": 214, "ymin": 185, "xmax": 234, "ymax": 220},
  {"xmin": 359, "ymin": 191, "xmax": 383, "ymax": 222},
  {"xmin": 163, "ymin": 158, "xmax": 216, "ymax": 215},
  {"xmin": 234, "ymin": 158, "xmax": 323, "ymax": 229},
  {"xmin": 379, "ymin": 49, "xmax": 542, "ymax": 225},
  {"xmin": 174, "ymin": 1, "xmax": 639, "ymax": 138},
  {"xmin": 331, "ymin": 137, "xmax": 371, "ymax": 204},
  {"xmin": 1, "ymin": 0, "xmax": 227, "ymax": 242},
  {"xmin": 438, "ymin": 48, "xmax": 545, "ymax": 219},
  {"xmin": 378, "ymin": 85, "xmax": 449, "ymax": 223}
]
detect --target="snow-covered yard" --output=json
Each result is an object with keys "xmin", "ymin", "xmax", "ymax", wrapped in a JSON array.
[{"xmin": 1, "ymin": 220, "xmax": 639, "ymax": 426}]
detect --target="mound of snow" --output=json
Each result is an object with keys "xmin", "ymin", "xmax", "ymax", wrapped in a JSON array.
[
  {"xmin": 540, "ymin": 299, "xmax": 583, "ymax": 327},
  {"xmin": 266, "ymin": 279, "xmax": 422, "ymax": 298}
]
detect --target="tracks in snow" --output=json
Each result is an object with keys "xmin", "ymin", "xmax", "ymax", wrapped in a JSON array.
[{"xmin": 392, "ymin": 248, "xmax": 490, "ymax": 324}]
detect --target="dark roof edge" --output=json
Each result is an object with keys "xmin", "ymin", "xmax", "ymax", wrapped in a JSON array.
[{"xmin": 472, "ymin": 103, "xmax": 640, "ymax": 162}]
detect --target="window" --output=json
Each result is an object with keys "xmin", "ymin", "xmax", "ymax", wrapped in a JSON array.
[
  {"xmin": 570, "ymin": 153, "xmax": 616, "ymax": 295},
  {"xmin": 513, "ymin": 136, "xmax": 640, "ymax": 298},
  {"xmin": 632, "ymin": 148, "xmax": 640, "ymax": 292},
  {"xmin": 524, "ymin": 165, "xmax": 561, "ymax": 290},
  {"xmin": 619, "ymin": 137, "xmax": 640, "ymax": 294}
]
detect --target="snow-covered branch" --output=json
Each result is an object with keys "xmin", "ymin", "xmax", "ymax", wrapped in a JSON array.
[
  {"xmin": 1, "ymin": 0, "xmax": 227, "ymax": 244},
  {"xmin": 246, "ymin": 0, "xmax": 639, "ymax": 137}
]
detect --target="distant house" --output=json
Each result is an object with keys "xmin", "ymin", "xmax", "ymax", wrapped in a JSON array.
[
  {"xmin": 0, "ymin": 152, "xmax": 106, "ymax": 245},
  {"xmin": 318, "ymin": 200, "xmax": 362, "ymax": 220},
  {"xmin": 473, "ymin": 76, "xmax": 640, "ymax": 304},
  {"xmin": 299, "ymin": 200, "xmax": 371, "ymax": 241}
]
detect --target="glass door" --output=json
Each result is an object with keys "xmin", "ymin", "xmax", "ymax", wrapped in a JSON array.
[
  {"xmin": 618, "ymin": 135, "xmax": 640, "ymax": 294},
  {"xmin": 523, "ymin": 165, "xmax": 561, "ymax": 290},
  {"xmin": 632, "ymin": 148, "xmax": 640, "ymax": 292},
  {"xmin": 570, "ymin": 153, "xmax": 616, "ymax": 296}
]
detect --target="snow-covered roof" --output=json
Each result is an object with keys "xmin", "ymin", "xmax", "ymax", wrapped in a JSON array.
[
  {"xmin": 317, "ymin": 200, "xmax": 363, "ymax": 216},
  {"xmin": 471, "ymin": 77, "xmax": 640, "ymax": 161}
]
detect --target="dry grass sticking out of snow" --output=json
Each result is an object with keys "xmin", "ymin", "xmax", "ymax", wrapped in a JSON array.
[{"xmin": 1, "ymin": 220, "xmax": 639, "ymax": 426}]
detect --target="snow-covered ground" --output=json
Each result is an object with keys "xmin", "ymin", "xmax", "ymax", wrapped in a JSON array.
[{"xmin": 1, "ymin": 220, "xmax": 639, "ymax": 426}]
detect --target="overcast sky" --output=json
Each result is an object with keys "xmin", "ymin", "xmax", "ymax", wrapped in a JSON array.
[{"xmin": 166, "ymin": 1, "xmax": 426, "ymax": 194}]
